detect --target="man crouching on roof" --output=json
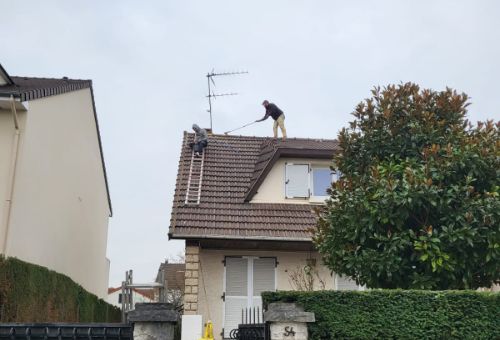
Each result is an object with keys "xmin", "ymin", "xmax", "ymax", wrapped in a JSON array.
[{"xmin": 190, "ymin": 124, "xmax": 208, "ymax": 157}]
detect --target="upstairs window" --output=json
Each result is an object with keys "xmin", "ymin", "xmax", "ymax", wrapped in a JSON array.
[
  {"xmin": 285, "ymin": 163, "xmax": 339, "ymax": 200},
  {"xmin": 311, "ymin": 168, "xmax": 340, "ymax": 197}
]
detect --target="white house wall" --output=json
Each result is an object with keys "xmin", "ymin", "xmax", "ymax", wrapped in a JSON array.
[
  {"xmin": 197, "ymin": 248, "xmax": 335, "ymax": 340},
  {"xmin": 2, "ymin": 89, "xmax": 110, "ymax": 298}
]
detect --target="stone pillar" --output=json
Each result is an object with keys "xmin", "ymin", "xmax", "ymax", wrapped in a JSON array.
[
  {"xmin": 184, "ymin": 241, "xmax": 200, "ymax": 315},
  {"xmin": 128, "ymin": 303, "xmax": 179, "ymax": 340},
  {"xmin": 264, "ymin": 302, "xmax": 315, "ymax": 340}
]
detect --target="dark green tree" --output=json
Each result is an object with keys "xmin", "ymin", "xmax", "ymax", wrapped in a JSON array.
[{"xmin": 315, "ymin": 83, "xmax": 499, "ymax": 289}]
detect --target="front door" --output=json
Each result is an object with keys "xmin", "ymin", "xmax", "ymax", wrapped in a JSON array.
[{"xmin": 223, "ymin": 256, "xmax": 276, "ymax": 338}]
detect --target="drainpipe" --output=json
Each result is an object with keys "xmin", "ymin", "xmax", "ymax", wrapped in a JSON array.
[{"xmin": 2, "ymin": 95, "xmax": 21, "ymax": 254}]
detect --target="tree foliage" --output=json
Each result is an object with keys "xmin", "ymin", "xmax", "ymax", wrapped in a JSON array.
[{"xmin": 315, "ymin": 83, "xmax": 499, "ymax": 289}]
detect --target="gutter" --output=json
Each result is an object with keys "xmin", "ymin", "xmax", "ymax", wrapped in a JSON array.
[{"xmin": 2, "ymin": 95, "xmax": 21, "ymax": 254}]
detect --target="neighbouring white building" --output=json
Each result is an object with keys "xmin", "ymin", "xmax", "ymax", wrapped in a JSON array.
[{"xmin": 0, "ymin": 64, "xmax": 112, "ymax": 299}]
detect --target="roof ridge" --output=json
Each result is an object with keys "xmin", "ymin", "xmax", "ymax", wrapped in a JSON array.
[
  {"xmin": 10, "ymin": 75, "xmax": 91, "ymax": 83},
  {"xmin": 185, "ymin": 131, "xmax": 337, "ymax": 142}
]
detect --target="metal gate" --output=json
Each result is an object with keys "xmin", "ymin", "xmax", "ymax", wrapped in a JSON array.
[
  {"xmin": 228, "ymin": 307, "xmax": 268, "ymax": 340},
  {"xmin": 0, "ymin": 324, "xmax": 133, "ymax": 340}
]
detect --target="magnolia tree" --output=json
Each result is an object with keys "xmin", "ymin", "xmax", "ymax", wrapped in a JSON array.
[{"xmin": 315, "ymin": 83, "xmax": 499, "ymax": 289}]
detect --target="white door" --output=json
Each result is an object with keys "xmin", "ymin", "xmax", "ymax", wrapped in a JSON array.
[{"xmin": 223, "ymin": 257, "xmax": 276, "ymax": 338}]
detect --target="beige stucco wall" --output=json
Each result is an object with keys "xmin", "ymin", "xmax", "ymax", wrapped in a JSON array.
[
  {"xmin": 250, "ymin": 158, "xmax": 332, "ymax": 204},
  {"xmin": 0, "ymin": 89, "xmax": 110, "ymax": 298},
  {"xmin": 197, "ymin": 248, "xmax": 334, "ymax": 340}
]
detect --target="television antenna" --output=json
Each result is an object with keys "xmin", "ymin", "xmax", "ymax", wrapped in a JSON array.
[{"xmin": 206, "ymin": 69, "xmax": 248, "ymax": 130}]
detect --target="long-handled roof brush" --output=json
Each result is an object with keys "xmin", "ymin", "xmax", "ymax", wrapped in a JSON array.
[{"xmin": 224, "ymin": 121, "xmax": 257, "ymax": 135}]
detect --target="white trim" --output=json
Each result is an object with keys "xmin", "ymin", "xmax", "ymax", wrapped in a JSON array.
[
  {"xmin": 246, "ymin": 256, "xmax": 255, "ymax": 308},
  {"xmin": 275, "ymin": 260, "xmax": 278, "ymax": 291}
]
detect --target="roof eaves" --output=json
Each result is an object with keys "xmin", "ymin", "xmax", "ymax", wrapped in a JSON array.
[
  {"xmin": 19, "ymin": 80, "xmax": 92, "ymax": 102},
  {"xmin": 168, "ymin": 232, "xmax": 312, "ymax": 242},
  {"xmin": 169, "ymin": 131, "xmax": 189, "ymax": 236},
  {"xmin": 88, "ymin": 83, "xmax": 113, "ymax": 217}
]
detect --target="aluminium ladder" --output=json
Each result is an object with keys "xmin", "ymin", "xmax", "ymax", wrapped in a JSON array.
[{"xmin": 184, "ymin": 149, "xmax": 205, "ymax": 204}]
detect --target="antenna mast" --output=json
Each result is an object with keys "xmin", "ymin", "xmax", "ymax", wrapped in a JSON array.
[{"xmin": 206, "ymin": 70, "xmax": 248, "ymax": 131}]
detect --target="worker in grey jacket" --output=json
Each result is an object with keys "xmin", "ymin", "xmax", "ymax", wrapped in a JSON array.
[{"xmin": 191, "ymin": 124, "xmax": 208, "ymax": 156}]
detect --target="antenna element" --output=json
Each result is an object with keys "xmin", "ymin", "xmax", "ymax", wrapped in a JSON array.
[{"xmin": 206, "ymin": 70, "xmax": 248, "ymax": 131}]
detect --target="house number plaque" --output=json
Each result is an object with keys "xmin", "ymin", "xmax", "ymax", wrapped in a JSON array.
[{"xmin": 284, "ymin": 326, "xmax": 296, "ymax": 337}]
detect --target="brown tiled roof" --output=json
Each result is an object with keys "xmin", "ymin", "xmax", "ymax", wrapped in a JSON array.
[
  {"xmin": 169, "ymin": 132, "xmax": 338, "ymax": 241},
  {"xmin": 108, "ymin": 287, "xmax": 121, "ymax": 294},
  {"xmin": 107, "ymin": 287, "xmax": 156, "ymax": 300},
  {"xmin": 0, "ymin": 76, "xmax": 92, "ymax": 101},
  {"xmin": 156, "ymin": 262, "xmax": 185, "ymax": 291}
]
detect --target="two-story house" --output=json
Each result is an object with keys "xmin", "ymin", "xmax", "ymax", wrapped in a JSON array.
[
  {"xmin": 169, "ymin": 132, "xmax": 362, "ymax": 339},
  {"xmin": 0, "ymin": 64, "xmax": 111, "ymax": 298}
]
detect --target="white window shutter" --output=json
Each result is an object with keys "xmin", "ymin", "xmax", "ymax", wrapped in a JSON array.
[
  {"xmin": 285, "ymin": 164, "xmax": 309, "ymax": 198},
  {"xmin": 253, "ymin": 258, "xmax": 276, "ymax": 296},
  {"xmin": 226, "ymin": 257, "xmax": 248, "ymax": 296},
  {"xmin": 224, "ymin": 258, "xmax": 248, "ymax": 338},
  {"xmin": 224, "ymin": 297, "xmax": 247, "ymax": 338}
]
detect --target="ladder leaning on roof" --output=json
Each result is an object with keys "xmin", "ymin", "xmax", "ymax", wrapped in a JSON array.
[{"xmin": 185, "ymin": 149, "xmax": 205, "ymax": 204}]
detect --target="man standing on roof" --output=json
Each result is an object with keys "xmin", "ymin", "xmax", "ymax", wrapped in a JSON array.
[
  {"xmin": 255, "ymin": 100, "xmax": 287, "ymax": 140},
  {"xmin": 190, "ymin": 124, "xmax": 208, "ymax": 157}
]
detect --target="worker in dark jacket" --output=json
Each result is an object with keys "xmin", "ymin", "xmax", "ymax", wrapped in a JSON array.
[
  {"xmin": 190, "ymin": 124, "xmax": 208, "ymax": 157},
  {"xmin": 256, "ymin": 100, "xmax": 287, "ymax": 139}
]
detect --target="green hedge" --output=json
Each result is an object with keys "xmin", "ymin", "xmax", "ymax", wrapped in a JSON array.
[
  {"xmin": 262, "ymin": 290, "xmax": 500, "ymax": 339},
  {"xmin": 0, "ymin": 256, "xmax": 121, "ymax": 322}
]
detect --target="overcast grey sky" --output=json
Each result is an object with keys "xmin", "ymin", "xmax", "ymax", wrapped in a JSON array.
[{"xmin": 1, "ymin": 1, "xmax": 499, "ymax": 287}]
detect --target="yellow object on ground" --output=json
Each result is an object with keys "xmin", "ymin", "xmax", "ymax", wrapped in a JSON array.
[{"xmin": 199, "ymin": 320, "xmax": 214, "ymax": 340}]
